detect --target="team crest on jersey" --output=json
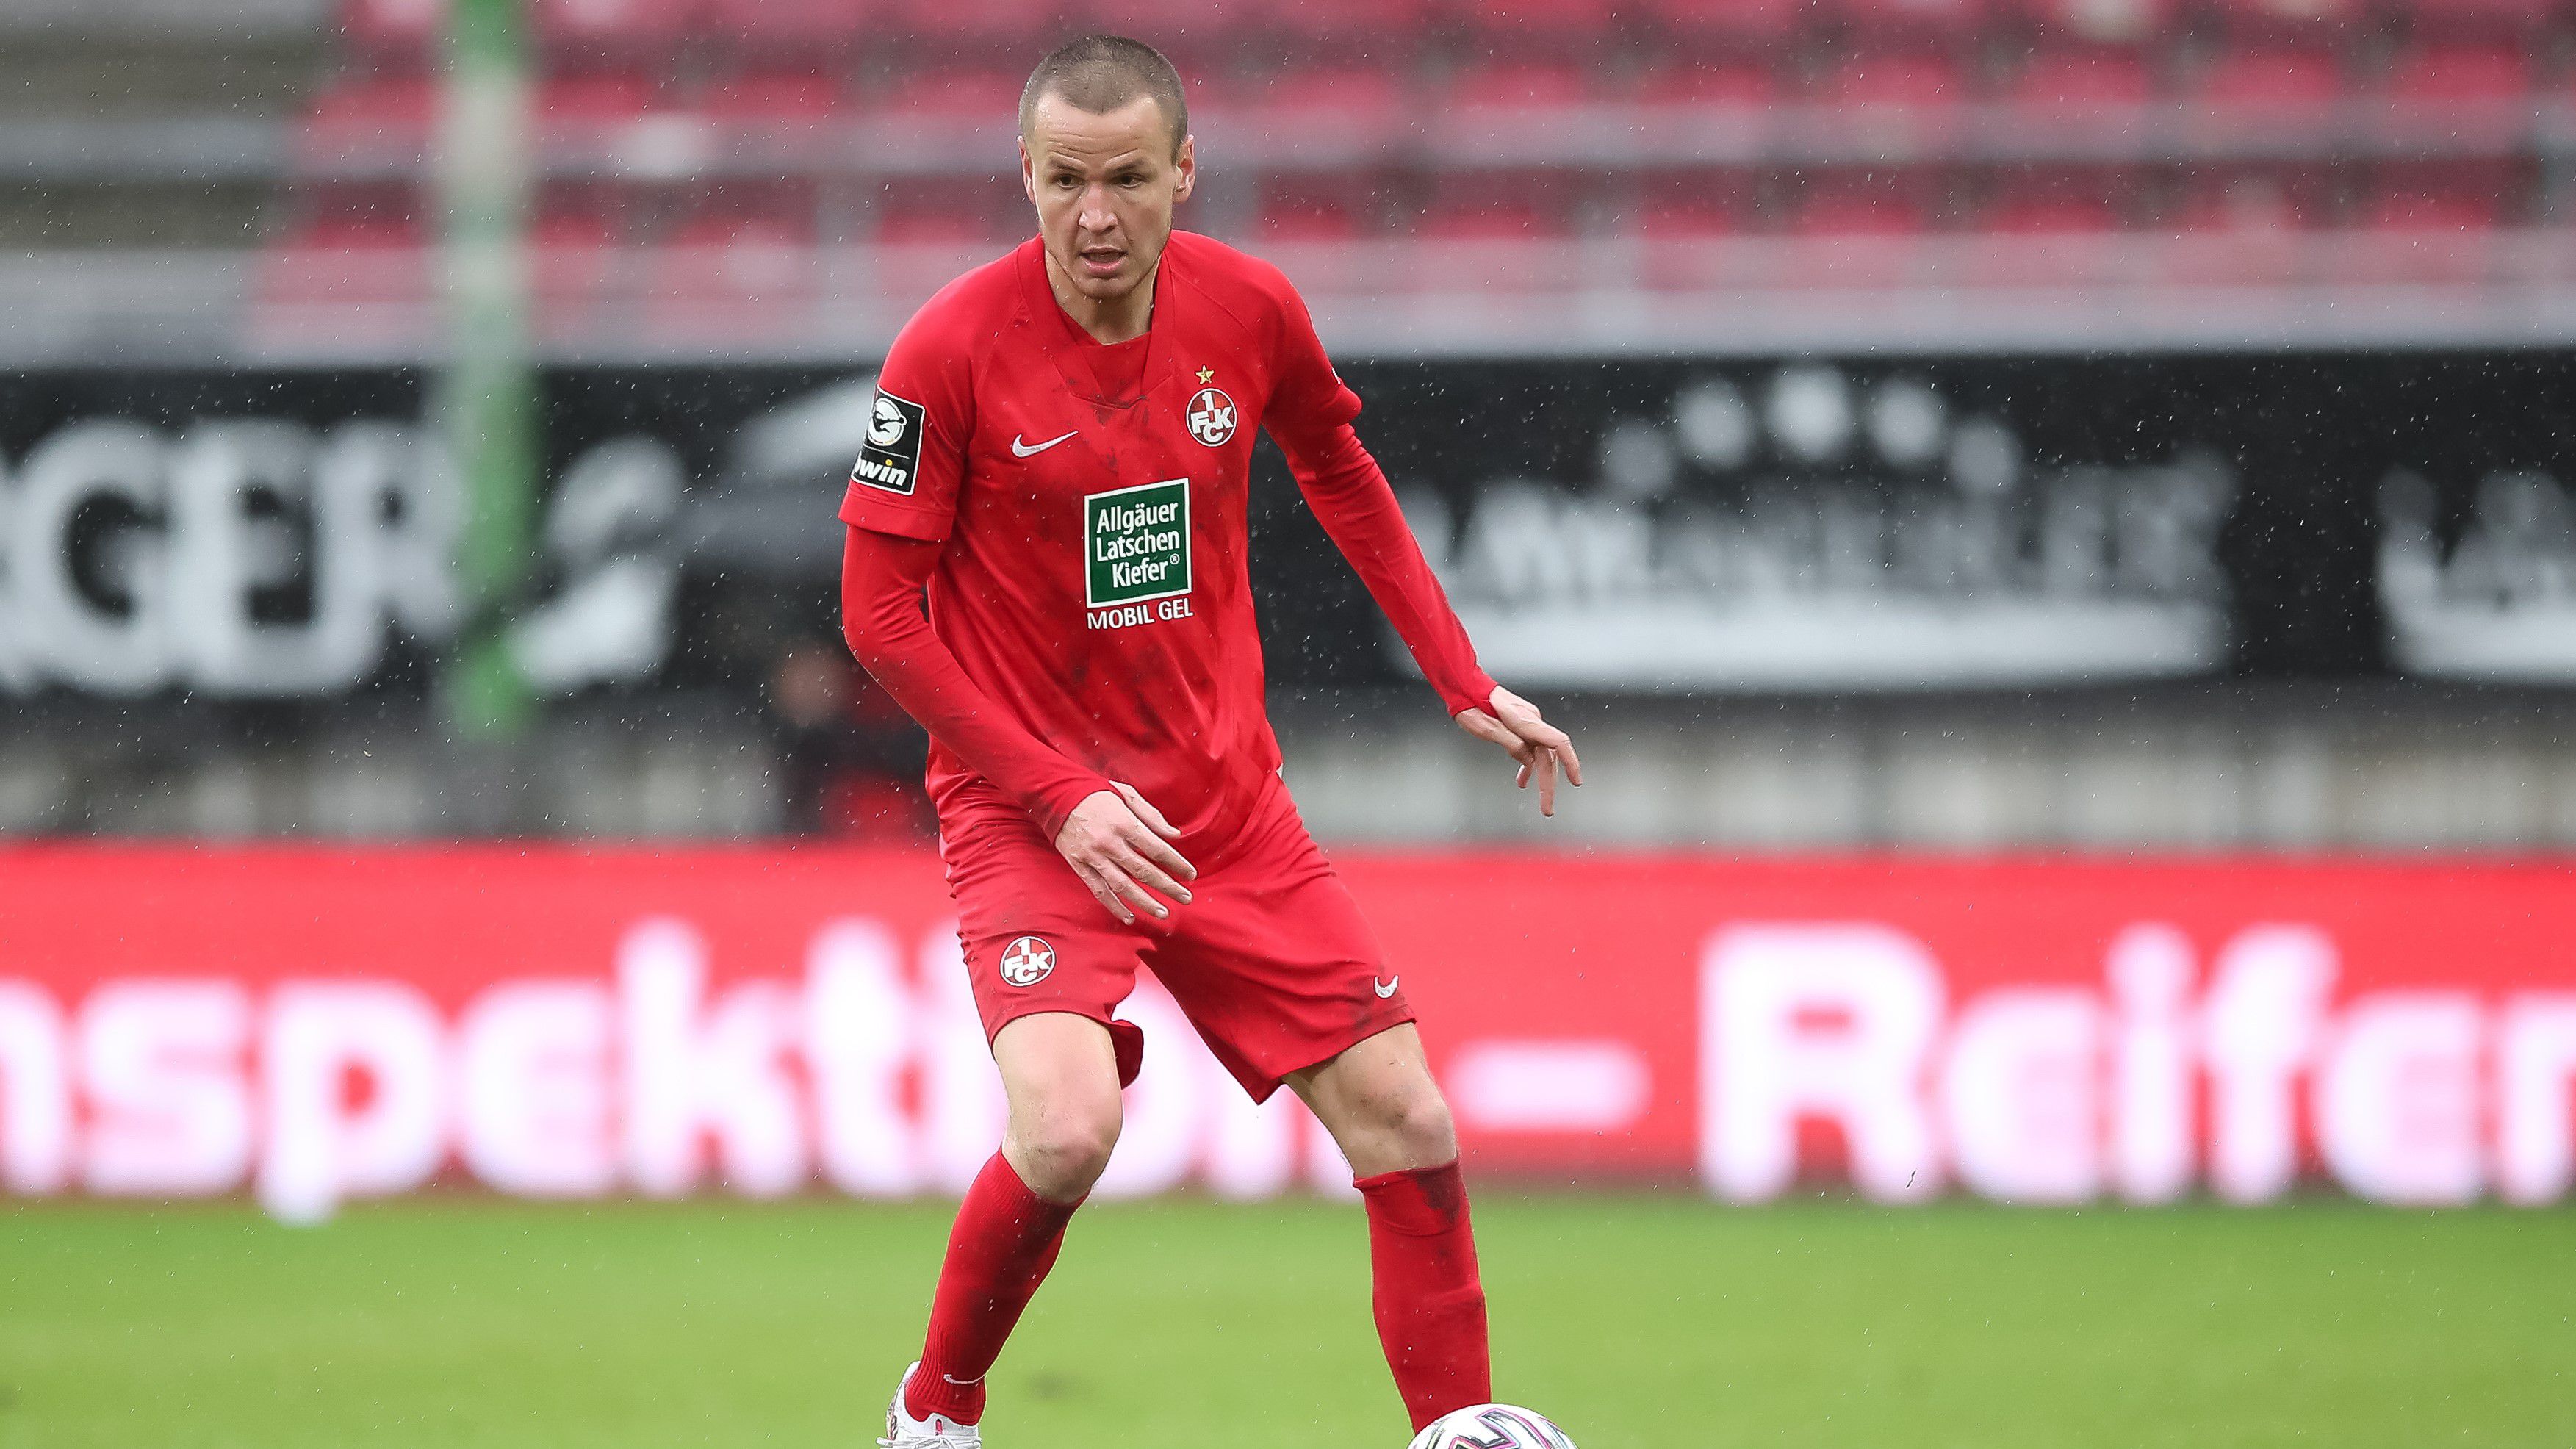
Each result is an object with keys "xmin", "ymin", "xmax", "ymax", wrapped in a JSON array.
[
  {"xmin": 851, "ymin": 388, "xmax": 925, "ymax": 495},
  {"xmin": 997, "ymin": 935, "xmax": 1056, "ymax": 987},
  {"xmin": 1185, "ymin": 387, "xmax": 1237, "ymax": 447}
]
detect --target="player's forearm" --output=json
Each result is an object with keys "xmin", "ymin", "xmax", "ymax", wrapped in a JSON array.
[
  {"xmin": 839, "ymin": 525, "xmax": 1110, "ymax": 835},
  {"xmin": 1273, "ymin": 423, "xmax": 1499, "ymax": 717}
]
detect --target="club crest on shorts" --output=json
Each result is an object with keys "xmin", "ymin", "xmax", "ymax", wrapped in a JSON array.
[
  {"xmin": 997, "ymin": 935, "xmax": 1056, "ymax": 987},
  {"xmin": 1185, "ymin": 386, "xmax": 1237, "ymax": 447}
]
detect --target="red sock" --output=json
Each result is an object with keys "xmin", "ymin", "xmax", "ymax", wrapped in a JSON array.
[
  {"xmin": 905, "ymin": 1153, "xmax": 1080, "ymax": 1426},
  {"xmin": 1356, "ymin": 1159, "xmax": 1492, "ymax": 1431}
]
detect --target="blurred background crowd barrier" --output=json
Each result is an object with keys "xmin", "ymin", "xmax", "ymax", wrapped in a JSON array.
[
  {"xmin": 4, "ymin": 0, "xmax": 2575, "ymax": 846},
  {"xmin": 1, "ymin": 0, "xmax": 2573, "ymax": 1212}
]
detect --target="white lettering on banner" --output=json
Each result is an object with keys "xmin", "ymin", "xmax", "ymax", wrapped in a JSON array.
[
  {"xmin": 2317, "ymin": 993, "xmax": 2485, "ymax": 1207},
  {"xmin": 259, "ymin": 982, "xmax": 448, "ymax": 1225},
  {"xmin": 1701, "ymin": 924, "xmax": 1944, "ymax": 1203},
  {"xmin": 457, "ymin": 981, "xmax": 615, "ymax": 1199},
  {"xmin": 0, "ymin": 983, "xmax": 70, "ymax": 1194},
  {"xmin": 1092, "ymin": 987, "xmax": 1200, "ymax": 1200},
  {"xmin": 1449, "ymin": 1040, "xmax": 1653, "ymax": 1135},
  {"xmin": 1939, "ymin": 990, "xmax": 2104, "ymax": 1204},
  {"xmin": 2202, "ymin": 926, "xmax": 2338, "ymax": 1204},
  {"xmin": 806, "ymin": 918, "xmax": 921, "ymax": 1197},
  {"xmin": 2107, "ymin": 924, "xmax": 2196, "ymax": 1204},
  {"xmin": 913, "ymin": 924, "xmax": 1008, "ymax": 1195},
  {"xmin": 77, "ymin": 981, "xmax": 253, "ymax": 1197},
  {"xmin": 0, "ymin": 416, "xmax": 683, "ymax": 699},
  {"xmin": 2497, "ymin": 996, "xmax": 2576, "ymax": 1204},
  {"xmin": 9, "ymin": 913, "xmax": 2576, "ymax": 1215},
  {"xmin": 619, "ymin": 918, "xmax": 807, "ymax": 1199}
]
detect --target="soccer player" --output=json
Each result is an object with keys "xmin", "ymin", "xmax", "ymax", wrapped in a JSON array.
[{"xmin": 838, "ymin": 35, "xmax": 1581, "ymax": 1447}]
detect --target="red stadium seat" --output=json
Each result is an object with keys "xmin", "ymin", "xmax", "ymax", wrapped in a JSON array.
[
  {"xmin": 2395, "ymin": 0, "xmax": 2555, "ymax": 38},
  {"xmin": 879, "ymin": 0, "xmax": 1079, "ymax": 43},
  {"xmin": 302, "ymin": 74, "xmax": 437, "ymax": 153},
  {"xmin": 1782, "ymin": 182, "xmax": 1929, "ymax": 288},
  {"xmin": 2006, "ymin": 48, "xmax": 2155, "ymax": 109},
  {"xmin": 539, "ymin": 71, "xmax": 663, "ymax": 126},
  {"xmin": 647, "ymin": 207, "xmax": 817, "ymax": 342},
  {"xmin": 2207, "ymin": 0, "xmax": 2366, "ymax": 35},
  {"xmin": 1246, "ymin": 66, "xmax": 1412, "ymax": 136},
  {"xmin": 869, "ymin": 66, "xmax": 1023, "ymax": 118},
  {"xmin": 1824, "ymin": 54, "xmax": 1965, "ymax": 109},
  {"xmin": 2012, "ymin": 0, "xmax": 2178, "ymax": 44},
  {"xmin": 1447, "ymin": 60, "xmax": 1600, "ymax": 110},
  {"xmin": 1417, "ymin": 200, "xmax": 1571, "ymax": 240},
  {"xmin": 1822, "ymin": 0, "xmax": 1993, "ymax": 42},
  {"xmin": 1638, "ymin": 0, "xmax": 1807, "ymax": 48},
  {"xmin": 1461, "ymin": 0, "xmax": 1620, "ymax": 43},
  {"xmin": 697, "ymin": 0, "xmax": 870, "ymax": 53},
  {"xmin": 1257, "ymin": 193, "xmax": 1370, "ymax": 241},
  {"xmin": 2159, "ymin": 173, "xmax": 2318, "ymax": 284},
  {"xmin": 258, "ymin": 206, "xmax": 430, "ymax": 314},
  {"xmin": 1630, "ymin": 181, "xmax": 1749, "ymax": 291},
  {"xmin": 700, "ymin": 71, "xmax": 847, "ymax": 121},
  {"xmin": 1066, "ymin": 0, "xmax": 1253, "ymax": 53},
  {"xmin": 1261, "ymin": 0, "xmax": 1432, "ymax": 42},
  {"xmin": 2333, "ymin": 183, "xmax": 2503, "ymax": 284},
  {"xmin": 1821, "ymin": 56, "xmax": 1965, "ymax": 149},
  {"xmin": 2384, "ymin": 45, "xmax": 2530, "ymax": 103},
  {"xmin": 2366, "ymin": 190, "xmax": 2503, "ymax": 230},
  {"xmin": 340, "ymin": 0, "xmax": 447, "ymax": 61},
  {"xmin": 1973, "ymin": 179, "xmax": 2123, "ymax": 286},
  {"xmin": 1633, "ymin": 197, "xmax": 1744, "ymax": 236},
  {"xmin": 1633, "ymin": 59, "xmax": 1781, "ymax": 107},
  {"xmin": 528, "ymin": 206, "xmax": 619, "ymax": 337},
  {"xmin": 2191, "ymin": 46, "xmax": 2349, "ymax": 108},
  {"xmin": 533, "ymin": 0, "xmax": 699, "ymax": 54},
  {"xmin": 1985, "ymin": 189, "xmax": 2122, "ymax": 232},
  {"xmin": 871, "ymin": 178, "xmax": 1023, "ymax": 244},
  {"xmin": 1794, "ymin": 190, "xmax": 1929, "ymax": 234}
]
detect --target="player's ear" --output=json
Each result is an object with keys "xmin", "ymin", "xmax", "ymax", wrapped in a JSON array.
[
  {"xmin": 1171, "ymin": 134, "xmax": 1195, "ymax": 204},
  {"xmin": 1018, "ymin": 135, "xmax": 1037, "ymax": 205}
]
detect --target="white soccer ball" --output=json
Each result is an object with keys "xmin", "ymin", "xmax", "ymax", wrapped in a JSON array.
[{"xmin": 1407, "ymin": 1403, "xmax": 1575, "ymax": 1449}]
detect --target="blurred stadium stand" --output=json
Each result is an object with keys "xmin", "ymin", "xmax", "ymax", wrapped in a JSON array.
[
  {"xmin": 4, "ymin": 0, "xmax": 2576, "ymax": 847},
  {"xmin": 3, "ymin": 0, "xmax": 2574, "ymax": 361}
]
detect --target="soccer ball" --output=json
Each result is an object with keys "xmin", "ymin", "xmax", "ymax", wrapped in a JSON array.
[{"xmin": 1407, "ymin": 1404, "xmax": 1575, "ymax": 1449}]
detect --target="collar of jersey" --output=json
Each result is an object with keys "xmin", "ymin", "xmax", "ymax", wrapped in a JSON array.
[{"xmin": 1017, "ymin": 234, "xmax": 1184, "ymax": 408}]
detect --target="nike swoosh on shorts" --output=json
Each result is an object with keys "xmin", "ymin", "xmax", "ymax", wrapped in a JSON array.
[
  {"xmin": 1011, "ymin": 430, "xmax": 1078, "ymax": 457},
  {"xmin": 1374, "ymin": 976, "xmax": 1400, "ymax": 998}
]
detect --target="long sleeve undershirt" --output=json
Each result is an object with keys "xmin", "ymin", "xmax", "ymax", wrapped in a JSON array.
[
  {"xmin": 841, "ymin": 525, "xmax": 1112, "ymax": 841},
  {"xmin": 840, "ymin": 417, "xmax": 1497, "ymax": 838}
]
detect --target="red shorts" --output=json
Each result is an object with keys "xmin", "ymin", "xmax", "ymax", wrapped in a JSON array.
[{"xmin": 939, "ymin": 778, "xmax": 1414, "ymax": 1101}]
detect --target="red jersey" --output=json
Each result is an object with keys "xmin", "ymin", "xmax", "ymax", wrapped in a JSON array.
[{"xmin": 840, "ymin": 231, "xmax": 1493, "ymax": 855}]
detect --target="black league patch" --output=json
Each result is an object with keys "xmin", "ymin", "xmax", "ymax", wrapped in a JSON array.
[{"xmin": 851, "ymin": 389, "xmax": 927, "ymax": 495}]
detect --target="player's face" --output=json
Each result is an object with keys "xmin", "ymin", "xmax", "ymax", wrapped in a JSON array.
[{"xmin": 1020, "ymin": 93, "xmax": 1195, "ymax": 304}]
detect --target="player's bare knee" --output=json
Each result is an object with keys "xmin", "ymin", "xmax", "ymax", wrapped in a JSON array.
[
  {"xmin": 1387, "ymin": 1082, "xmax": 1458, "ymax": 1166},
  {"xmin": 1011, "ymin": 1101, "xmax": 1122, "ymax": 1198}
]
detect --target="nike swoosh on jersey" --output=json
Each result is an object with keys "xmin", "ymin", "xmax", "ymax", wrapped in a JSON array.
[
  {"xmin": 1374, "ymin": 976, "xmax": 1400, "ymax": 999},
  {"xmin": 1011, "ymin": 430, "xmax": 1079, "ymax": 457}
]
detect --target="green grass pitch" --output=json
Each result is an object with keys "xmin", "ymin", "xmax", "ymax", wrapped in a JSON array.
[{"xmin": 4, "ymin": 1193, "xmax": 2570, "ymax": 1448}]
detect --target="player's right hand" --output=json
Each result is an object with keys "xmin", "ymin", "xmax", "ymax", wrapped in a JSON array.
[{"xmin": 1055, "ymin": 782, "xmax": 1198, "ymax": 924}]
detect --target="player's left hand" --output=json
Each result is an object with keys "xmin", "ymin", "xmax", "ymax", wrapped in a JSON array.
[{"xmin": 1453, "ymin": 685, "xmax": 1583, "ymax": 816}]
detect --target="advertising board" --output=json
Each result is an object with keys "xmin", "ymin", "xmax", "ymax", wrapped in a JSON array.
[
  {"xmin": 1, "ymin": 846, "xmax": 2569, "ymax": 1220},
  {"xmin": 4, "ymin": 355, "xmax": 2573, "ymax": 707}
]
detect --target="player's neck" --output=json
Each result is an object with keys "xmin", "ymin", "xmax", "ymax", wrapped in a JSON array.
[{"xmin": 1043, "ymin": 247, "xmax": 1159, "ymax": 346}]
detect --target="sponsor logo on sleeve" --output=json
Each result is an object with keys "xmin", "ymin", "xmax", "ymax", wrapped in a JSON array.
[
  {"xmin": 850, "ymin": 389, "xmax": 927, "ymax": 495},
  {"xmin": 1084, "ymin": 478, "xmax": 1194, "ymax": 630}
]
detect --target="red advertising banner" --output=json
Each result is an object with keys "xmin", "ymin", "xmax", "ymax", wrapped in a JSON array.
[{"xmin": 1, "ymin": 846, "xmax": 2572, "ymax": 1219}]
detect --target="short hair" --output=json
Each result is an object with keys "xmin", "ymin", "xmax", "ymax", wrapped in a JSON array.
[{"xmin": 1019, "ymin": 35, "xmax": 1189, "ymax": 158}]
